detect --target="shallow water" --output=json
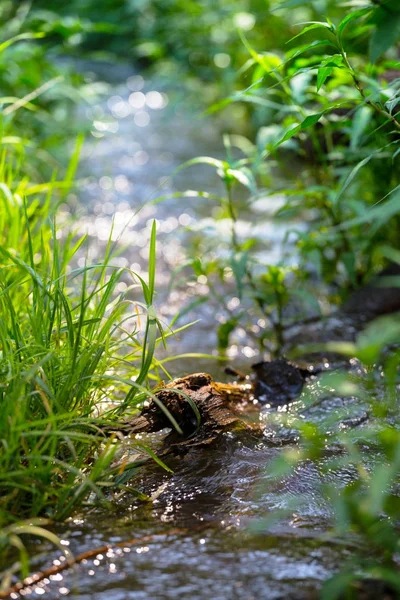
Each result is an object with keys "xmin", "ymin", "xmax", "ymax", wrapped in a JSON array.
[
  {"xmin": 16, "ymin": 384, "xmax": 376, "ymax": 599},
  {"xmin": 18, "ymin": 428, "xmax": 361, "ymax": 599},
  {"xmin": 14, "ymin": 66, "xmax": 389, "ymax": 599}
]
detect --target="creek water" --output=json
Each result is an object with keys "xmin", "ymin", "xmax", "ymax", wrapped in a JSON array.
[{"xmin": 17, "ymin": 67, "xmax": 385, "ymax": 599}]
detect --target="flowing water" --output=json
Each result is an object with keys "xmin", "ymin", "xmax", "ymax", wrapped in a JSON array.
[
  {"xmin": 12, "ymin": 66, "xmax": 390, "ymax": 599},
  {"xmin": 19, "ymin": 431, "xmax": 360, "ymax": 599},
  {"xmin": 62, "ymin": 63, "xmax": 302, "ymax": 376}
]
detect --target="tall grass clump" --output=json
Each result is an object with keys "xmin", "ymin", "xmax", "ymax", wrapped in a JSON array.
[
  {"xmin": 0, "ymin": 151, "xmax": 166, "ymax": 578},
  {"xmin": 0, "ymin": 19, "xmax": 172, "ymax": 580}
]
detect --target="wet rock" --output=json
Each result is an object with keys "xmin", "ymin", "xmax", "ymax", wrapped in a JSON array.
[
  {"xmin": 108, "ymin": 358, "xmax": 312, "ymax": 453},
  {"xmin": 251, "ymin": 358, "xmax": 306, "ymax": 405}
]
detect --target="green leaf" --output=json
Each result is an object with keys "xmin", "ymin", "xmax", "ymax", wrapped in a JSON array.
[
  {"xmin": 287, "ymin": 39, "xmax": 338, "ymax": 60},
  {"xmin": 322, "ymin": 572, "xmax": 356, "ymax": 600},
  {"xmin": 168, "ymin": 388, "xmax": 202, "ymax": 430},
  {"xmin": 385, "ymin": 97, "xmax": 400, "ymax": 114},
  {"xmin": 300, "ymin": 112, "xmax": 325, "ymax": 129},
  {"xmin": 337, "ymin": 7, "xmax": 373, "ymax": 39},
  {"xmin": 272, "ymin": 123, "xmax": 301, "ymax": 148},
  {"xmin": 226, "ymin": 168, "xmax": 257, "ymax": 194},
  {"xmin": 148, "ymin": 220, "xmax": 157, "ymax": 303},
  {"xmin": 271, "ymin": 111, "xmax": 326, "ymax": 150},
  {"xmin": 239, "ymin": 31, "xmax": 282, "ymax": 73},
  {"xmin": 0, "ymin": 32, "xmax": 45, "ymax": 54},
  {"xmin": 350, "ymin": 106, "xmax": 373, "ymax": 150},
  {"xmin": 316, "ymin": 54, "xmax": 344, "ymax": 91},
  {"xmin": 177, "ymin": 156, "xmax": 227, "ymax": 173},
  {"xmin": 342, "ymin": 252, "xmax": 357, "ymax": 287},
  {"xmin": 272, "ymin": 0, "xmax": 309, "ymax": 10},
  {"xmin": 379, "ymin": 245, "xmax": 400, "ymax": 265},
  {"xmin": 335, "ymin": 154, "xmax": 374, "ymax": 204},
  {"xmin": 134, "ymin": 442, "xmax": 174, "ymax": 473},
  {"xmin": 218, "ymin": 318, "xmax": 238, "ymax": 351},
  {"xmin": 287, "ymin": 22, "xmax": 335, "ymax": 45},
  {"xmin": 317, "ymin": 66, "xmax": 333, "ymax": 91},
  {"xmin": 370, "ymin": 12, "xmax": 400, "ymax": 62},
  {"xmin": 339, "ymin": 186, "xmax": 400, "ymax": 231}
]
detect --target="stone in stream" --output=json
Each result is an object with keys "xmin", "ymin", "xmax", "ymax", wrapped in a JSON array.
[{"xmin": 251, "ymin": 358, "xmax": 306, "ymax": 405}]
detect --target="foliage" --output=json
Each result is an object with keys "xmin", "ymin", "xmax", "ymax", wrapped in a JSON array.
[
  {"xmin": 0, "ymin": 106, "xmax": 171, "ymax": 583},
  {"xmin": 0, "ymin": 1, "xmax": 104, "ymax": 180},
  {"xmin": 164, "ymin": 5, "xmax": 400, "ymax": 592},
  {"xmin": 8, "ymin": 1, "xmax": 356, "ymax": 106},
  {"xmin": 175, "ymin": 1, "xmax": 400, "ymax": 355},
  {"xmin": 0, "ymin": 0, "xmax": 399, "ymax": 595}
]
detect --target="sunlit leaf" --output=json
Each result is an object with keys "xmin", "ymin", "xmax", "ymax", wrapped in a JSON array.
[
  {"xmin": 227, "ymin": 167, "xmax": 257, "ymax": 194},
  {"xmin": 337, "ymin": 7, "xmax": 373, "ymax": 39},
  {"xmin": 317, "ymin": 55, "xmax": 344, "ymax": 91},
  {"xmin": 287, "ymin": 22, "xmax": 335, "ymax": 45},
  {"xmin": 317, "ymin": 66, "xmax": 333, "ymax": 91}
]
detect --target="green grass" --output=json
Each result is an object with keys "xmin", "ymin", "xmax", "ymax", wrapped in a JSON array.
[{"xmin": 0, "ymin": 143, "xmax": 171, "ymax": 579}]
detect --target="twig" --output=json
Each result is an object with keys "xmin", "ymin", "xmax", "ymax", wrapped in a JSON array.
[{"xmin": 0, "ymin": 522, "xmax": 214, "ymax": 599}]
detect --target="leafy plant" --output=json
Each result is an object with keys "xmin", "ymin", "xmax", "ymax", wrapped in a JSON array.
[{"xmin": 173, "ymin": 1, "xmax": 399, "ymax": 353}]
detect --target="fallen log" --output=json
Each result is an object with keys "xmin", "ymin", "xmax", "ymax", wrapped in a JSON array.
[
  {"xmin": 107, "ymin": 360, "xmax": 309, "ymax": 451},
  {"xmin": 108, "ymin": 373, "xmax": 255, "ymax": 451}
]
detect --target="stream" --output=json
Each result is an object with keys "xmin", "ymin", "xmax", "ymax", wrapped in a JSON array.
[{"xmin": 15, "ymin": 65, "xmax": 390, "ymax": 599}]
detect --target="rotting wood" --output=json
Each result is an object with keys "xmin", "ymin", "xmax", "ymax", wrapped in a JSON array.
[
  {"xmin": 107, "ymin": 372, "xmax": 256, "ymax": 451},
  {"xmin": 106, "ymin": 359, "xmax": 310, "ymax": 451}
]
